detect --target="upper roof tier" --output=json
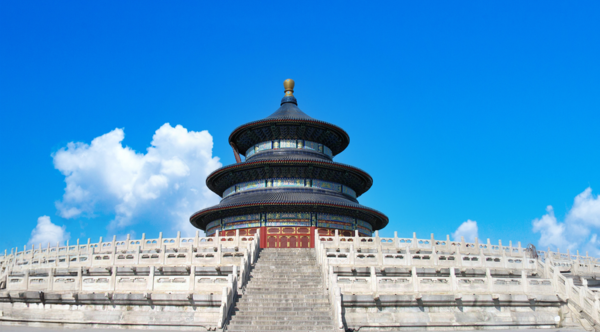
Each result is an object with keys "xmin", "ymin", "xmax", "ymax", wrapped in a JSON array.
[{"xmin": 229, "ymin": 79, "xmax": 350, "ymax": 157}]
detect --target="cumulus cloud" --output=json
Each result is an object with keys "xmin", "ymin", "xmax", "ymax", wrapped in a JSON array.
[
  {"xmin": 28, "ymin": 216, "xmax": 70, "ymax": 247},
  {"xmin": 533, "ymin": 187, "xmax": 600, "ymax": 255},
  {"xmin": 53, "ymin": 124, "xmax": 222, "ymax": 236},
  {"xmin": 452, "ymin": 220, "xmax": 478, "ymax": 243}
]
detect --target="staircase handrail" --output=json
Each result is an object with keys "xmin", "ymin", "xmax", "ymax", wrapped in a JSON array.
[
  {"xmin": 218, "ymin": 265, "xmax": 239, "ymax": 329},
  {"xmin": 538, "ymin": 258, "xmax": 600, "ymax": 325},
  {"xmin": 315, "ymin": 233, "xmax": 345, "ymax": 331},
  {"xmin": 238, "ymin": 231, "xmax": 260, "ymax": 291}
]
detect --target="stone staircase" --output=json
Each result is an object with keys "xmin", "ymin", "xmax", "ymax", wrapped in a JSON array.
[{"xmin": 227, "ymin": 248, "xmax": 336, "ymax": 332}]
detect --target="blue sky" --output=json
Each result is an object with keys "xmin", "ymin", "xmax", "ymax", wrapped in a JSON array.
[{"xmin": 1, "ymin": 1, "xmax": 599, "ymax": 254}]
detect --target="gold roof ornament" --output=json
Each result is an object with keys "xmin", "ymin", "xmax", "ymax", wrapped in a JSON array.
[{"xmin": 284, "ymin": 79, "xmax": 295, "ymax": 96}]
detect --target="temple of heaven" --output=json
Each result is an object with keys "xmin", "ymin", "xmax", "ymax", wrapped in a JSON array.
[{"xmin": 190, "ymin": 79, "xmax": 388, "ymax": 248}]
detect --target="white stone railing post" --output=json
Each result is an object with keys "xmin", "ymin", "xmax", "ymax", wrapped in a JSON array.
[
  {"xmin": 47, "ymin": 267, "xmax": 54, "ymax": 292},
  {"xmin": 370, "ymin": 266, "xmax": 377, "ymax": 296},
  {"xmin": 217, "ymin": 244, "xmax": 222, "ymax": 265},
  {"xmin": 24, "ymin": 269, "xmax": 30, "ymax": 291},
  {"xmin": 148, "ymin": 266, "xmax": 155, "ymax": 291},
  {"xmin": 457, "ymin": 249, "xmax": 463, "ymax": 268},
  {"xmin": 111, "ymin": 265, "xmax": 117, "ymax": 292},
  {"xmin": 78, "ymin": 266, "xmax": 83, "ymax": 292},
  {"xmin": 334, "ymin": 286, "xmax": 344, "ymax": 331},
  {"xmin": 450, "ymin": 267, "xmax": 457, "ymax": 292},
  {"xmin": 377, "ymin": 240, "xmax": 383, "ymax": 266},
  {"xmin": 412, "ymin": 266, "xmax": 419, "ymax": 294},
  {"xmin": 189, "ymin": 264, "xmax": 196, "ymax": 293}
]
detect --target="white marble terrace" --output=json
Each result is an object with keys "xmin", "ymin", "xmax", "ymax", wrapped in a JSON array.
[{"xmin": 315, "ymin": 231, "xmax": 600, "ymax": 330}]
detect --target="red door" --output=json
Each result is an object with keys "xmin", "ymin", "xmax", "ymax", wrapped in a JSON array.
[{"xmin": 260, "ymin": 227, "xmax": 314, "ymax": 248}]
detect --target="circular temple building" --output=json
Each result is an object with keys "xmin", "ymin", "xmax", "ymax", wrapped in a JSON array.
[{"xmin": 190, "ymin": 79, "xmax": 388, "ymax": 248}]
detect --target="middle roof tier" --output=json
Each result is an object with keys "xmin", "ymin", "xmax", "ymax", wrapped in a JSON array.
[{"xmin": 206, "ymin": 156, "xmax": 373, "ymax": 198}]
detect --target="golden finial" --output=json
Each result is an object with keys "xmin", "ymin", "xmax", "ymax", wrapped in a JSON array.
[{"xmin": 284, "ymin": 79, "xmax": 295, "ymax": 96}]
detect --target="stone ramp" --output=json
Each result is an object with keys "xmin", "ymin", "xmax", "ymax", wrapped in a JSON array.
[{"xmin": 227, "ymin": 248, "xmax": 336, "ymax": 332}]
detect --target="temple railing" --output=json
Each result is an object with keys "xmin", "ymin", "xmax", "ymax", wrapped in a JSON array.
[
  {"xmin": 0, "ymin": 232, "xmax": 260, "ymax": 330},
  {"xmin": 0, "ymin": 230, "xmax": 255, "ymax": 274},
  {"xmin": 2, "ymin": 234, "xmax": 259, "ymax": 295},
  {"xmin": 317, "ymin": 231, "xmax": 537, "ymax": 271},
  {"xmin": 317, "ymin": 231, "xmax": 528, "ymax": 256},
  {"xmin": 314, "ymin": 231, "xmax": 600, "ymax": 328}
]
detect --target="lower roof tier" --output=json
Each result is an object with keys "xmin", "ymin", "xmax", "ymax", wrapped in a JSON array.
[{"xmin": 189, "ymin": 189, "xmax": 388, "ymax": 231}]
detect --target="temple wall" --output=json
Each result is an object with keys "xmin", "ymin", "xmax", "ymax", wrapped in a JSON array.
[
  {"xmin": 343, "ymin": 295, "xmax": 562, "ymax": 331},
  {"xmin": 0, "ymin": 302, "xmax": 220, "ymax": 331}
]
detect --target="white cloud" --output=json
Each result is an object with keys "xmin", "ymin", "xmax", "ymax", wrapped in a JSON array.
[
  {"xmin": 532, "ymin": 187, "xmax": 600, "ymax": 255},
  {"xmin": 452, "ymin": 219, "xmax": 478, "ymax": 243},
  {"xmin": 53, "ymin": 123, "xmax": 222, "ymax": 236},
  {"xmin": 28, "ymin": 216, "xmax": 70, "ymax": 247}
]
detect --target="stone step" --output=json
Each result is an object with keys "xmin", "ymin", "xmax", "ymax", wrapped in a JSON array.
[
  {"xmin": 253, "ymin": 264, "xmax": 317, "ymax": 267},
  {"xmin": 256, "ymin": 255, "xmax": 316, "ymax": 258},
  {"xmin": 244, "ymin": 287, "xmax": 325, "ymax": 292},
  {"xmin": 247, "ymin": 278, "xmax": 323, "ymax": 287},
  {"xmin": 239, "ymin": 292, "xmax": 327, "ymax": 298},
  {"xmin": 251, "ymin": 269, "xmax": 320, "ymax": 277},
  {"xmin": 244, "ymin": 290, "xmax": 326, "ymax": 295},
  {"xmin": 235, "ymin": 299, "xmax": 330, "ymax": 306},
  {"xmin": 255, "ymin": 257, "xmax": 316, "ymax": 259},
  {"xmin": 256, "ymin": 258, "xmax": 316, "ymax": 260},
  {"xmin": 252, "ymin": 268, "xmax": 319, "ymax": 270},
  {"xmin": 228, "ymin": 323, "xmax": 333, "ymax": 329},
  {"xmin": 226, "ymin": 248, "xmax": 335, "ymax": 331},
  {"xmin": 247, "ymin": 278, "xmax": 322, "ymax": 282},
  {"xmin": 255, "ymin": 258, "xmax": 316, "ymax": 260},
  {"xmin": 235, "ymin": 298, "xmax": 330, "ymax": 305},
  {"xmin": 250, "ymin": 272, "xmax": 320, "ymax": 275},
  {"xmin": 248, "ymin": 279, "xmax": 322, "ymax": 287},
  {"xmin": 249, "ymin": 271, "xmax": 321, "ymax": 275},
  {"xmin": 232, "ymin": 308, "xmax": 331, "ymax": 314},
  {"xmin": 253, "ymin": 264, "xmax": 317, "ymax": 266},
  {"xmin": 255, "ymin": 259, "xmax": 316, "ymax": 262},
  {"xmin": 227, "ymin": 322, "xmax": 334, "ymax": 329},
  {"xmin": 250, "ymin": 271, "xmax": 320, "ymax": 274},
  {"xmin": 248, "ymin": 278, "xmax": 323, "ymax": 286},
  {"xmin": 228, "ymin": 330, "xmax": 334, "ymax": 332},
  {"xmin": 250, "ymin": 270, "xmax": 320, "ymax": 273},
  {"xmin": 248, "ymin": 277, "xmax": 322, "ymax": 282},
  {"xmin": 231, "ymin": 316, "xmax": 332, "ymax": 322}
]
